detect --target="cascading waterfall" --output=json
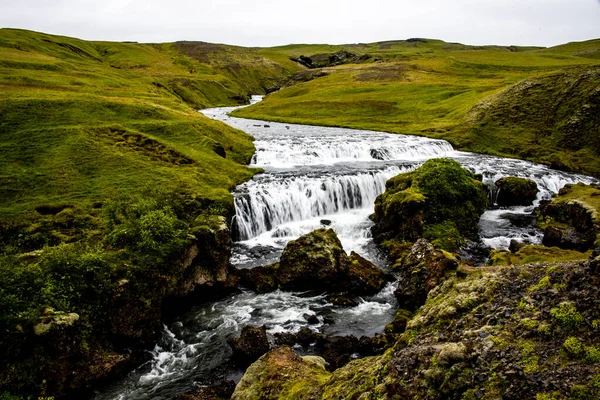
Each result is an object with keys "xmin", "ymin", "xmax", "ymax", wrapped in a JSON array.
[{"xmin": 233, "ymin": 166, "xmax": 406, "ymax": 241}]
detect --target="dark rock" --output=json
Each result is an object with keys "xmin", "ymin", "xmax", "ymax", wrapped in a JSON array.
[
  {"xmin": 393, "ymin": 239, "xmax": 459, "ymax": 310},
  {"xmin": 320, "ymin": 219, "xmax": 332, "ymax": 226},
  {"xmin": 174, "ymin": 380, "xmax": 236, "ymax": 400},
  {"xmin": 495, "ymin": 177, "xmax": 539, "ymax": 206},
  {"xmin": 238, "ymin": 264, "xmax": 278, "ymax": 293},
  {"xmin": 212, "ymin": 142, "xmax": 226, "ymax": 158},
  {"xmin": 296, "ymin": 327, "xmax": 317, "ymax": 347},
  {"xmin": 316, "ymin": 335, "xmax": 361, "ymax": 370},
  {"xmin": 538, "ymin": 187, "xmax": 598, "ymax": 252},
  {"xmin": 263, "ymin": 125, "xmax": 270, "ymax": 128},
  {"xmin": 326, "ymin": 293, "xmax": 358, "ymax": 307},
  {"xmin": 241, "ymin": 229, "xmax": 386, "ymax": 298},
  {"xmin": 228, "ymin": 325, "xmax": 270, "ymax": 367},
  {"xmin": 508, "ymin": 239, "xmax": 526, "ymax": 253},
  {"xmin": 303, "ymin": 313, "xmax": 319, "ymax": 324}
]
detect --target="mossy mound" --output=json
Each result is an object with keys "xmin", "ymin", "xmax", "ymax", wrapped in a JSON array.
[
  {"xmin": 371, "ymin": 158, "xmax": 488, "ymax": 252},
  {"xmin": 232, "ymin": 346, "xmax": 331, "ymax": 400},
  {"xmin": 239, "ymin": 229, "xmax": 387, "ymax": 299},
  {"xmin": 495, "ymin": 176, "xmax": 540, "ymax": 206}
]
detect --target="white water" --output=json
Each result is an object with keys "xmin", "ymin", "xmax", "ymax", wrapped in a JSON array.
[{"xmin": 96, "ymin": 96, "xmax": 598, "ymax": 400}]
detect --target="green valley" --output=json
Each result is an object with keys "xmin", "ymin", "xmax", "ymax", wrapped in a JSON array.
[{"xmin": 234, "ymin": 38, "xmax": 600, "ymax": 176}]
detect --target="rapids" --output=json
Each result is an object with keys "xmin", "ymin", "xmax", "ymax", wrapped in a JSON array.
[{"xmin": 94, "ymin": 96, "xmax": 597, "ymax": 399}]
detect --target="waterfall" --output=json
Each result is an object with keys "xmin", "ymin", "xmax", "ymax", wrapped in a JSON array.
[
  {"xmin": 233, "ymin": 166, "xmax": 408, "ymax": 241},
  {"xmin": 251, "ymin": 134, "xmax": 454, "ymax": 167}
]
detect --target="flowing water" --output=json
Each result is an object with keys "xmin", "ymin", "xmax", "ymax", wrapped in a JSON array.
[{"xmin": 95, "ymin": 96, "xmax": 597, "ymax": 399}]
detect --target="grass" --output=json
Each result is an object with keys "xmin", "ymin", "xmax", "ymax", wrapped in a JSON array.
[
  {"xmin": 488, "ymin": 245, "xmax": 591, "ymax": 266},
  {"xmin": 233, "ymin": 38, "xmax": 600, "ymax": 177},
  {"xmin": 0, "ymin": 28, "xmax": 305, "ymax": 221}
]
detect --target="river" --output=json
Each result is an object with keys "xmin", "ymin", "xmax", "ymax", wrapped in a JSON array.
[{"xmin": 94, "ymin": 96, "xmax": 597, "ymax": 399}]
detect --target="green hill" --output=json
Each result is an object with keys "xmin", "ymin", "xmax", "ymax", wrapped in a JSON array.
[
  {"xmin": 233, "ymin": 38, "xmax": 600, "ymax": 176},
  {"xmin": 0, "ymin": 29, "xmax": 300, "ymax": 397}
]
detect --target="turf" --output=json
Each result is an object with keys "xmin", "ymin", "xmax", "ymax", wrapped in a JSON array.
[
  {"xmin": 233, "ymin": 38, "xmax": 600, "ymax": 176},
  {"xmin": 0, "ymin": 28, "xmax": 302, "ymax": 220}
]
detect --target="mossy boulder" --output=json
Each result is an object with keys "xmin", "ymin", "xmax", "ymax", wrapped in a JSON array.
[
  {"xmin": 371, "ymin": 158, "xmax": 488, "ymax": 252},
  {"xmin": 538, "ymin": 183, "xmax": 600, "ymax": 252},
  {"xmin": 232, "ymin": 346, "xmax": 331, "ymax": 400},
  {"xmin": 239, "ymin": 229, "xmax": 387, "ymax": 298},
  {"xmin": 393, "ymin": 239, "xmax": 459, "ymax": 310},
  {"xmin": 495, "ymin": 176, "xmax": 539, "ymax": 206}
]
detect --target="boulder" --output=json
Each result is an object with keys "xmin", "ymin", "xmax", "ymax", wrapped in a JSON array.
[
  {"xmin": 538, "ymin": 184, "xmax": 598, "ymax": 252},
  {"xmin": 315, "ymin": 335, "xmax": 361, "ymax": 370},
  {"xmin": 33, "ymin": 307, "xmax": 79, "ymax": 336},
  {"xmin": 371, "ymin": 158, "xmax": 488, "ymax": 252},
  {"xmin": 239, "ymin": 229, "xmax": 386, "ymax": 298},
  {"xmin": 173, "ymin": 215, "xmax": 239, "ymax": 300},
  {"xmin": 232, "ymin": 346, "xmax": 331, "ymax": 400},
  {"xmin": 228, "ymin": 325, "xmax": 271, "ymax": 367},
  {"xmin": 494, "ymin": 176, "xmax": 539, "ymax": 206},
  {"xmin": 393, "ymin": 239, "xmax": 459, "ymax": 310},
  {"xmin": 508, "ymin": 239, "xmax": 526, "ymax": 253}
]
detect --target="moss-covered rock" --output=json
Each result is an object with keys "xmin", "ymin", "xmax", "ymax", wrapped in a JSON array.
[
  {"xmin": 232, "ymin": 346, "xmax": 331, "ymax": 400},
  {"xmin": 495, "ymin": 176, "xmax": 539, "ymax": 206},
  {"xmin": 538, "ymin": 183, "xmax": 600, "ymax": 251},
  {"xmin": 239, "ymin": 229, "xmax": 386, "ymax": 298},
  {"xmin": 371, "ymin": 158, "xmax": 488, "ymax": 252},
  {"xmin": 393, "ymin": 239, "xmax": 459, "ymax": 311}
]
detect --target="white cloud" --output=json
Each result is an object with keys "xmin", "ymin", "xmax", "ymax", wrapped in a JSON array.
[{"xmin": 0, "ymin": 0, "xmax": 598, "ymax": 47}]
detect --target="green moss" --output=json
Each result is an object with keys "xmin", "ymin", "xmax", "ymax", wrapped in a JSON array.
[
  {"xmin": 551, "ymin": 302, "xmax": 584, "ymax": 331},
  {"xmin": 488, "ymin": 246, "xmax": 590, "ymax": 266},
  {"xmin": 373, "ymin": 158, "xmax": 488, "ymax": 250},
  {"xmin": 585, "ymin": 346, "xmax": 600, "ymax": 363},
  {"xmin": 563, "ymin": 337, "xmax": 585, "ymax": 357}
]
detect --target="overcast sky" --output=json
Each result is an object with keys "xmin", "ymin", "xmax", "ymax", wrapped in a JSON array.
[{"xmin": 1, "ymin": 0, "xmax": 599, "ymax": 48}]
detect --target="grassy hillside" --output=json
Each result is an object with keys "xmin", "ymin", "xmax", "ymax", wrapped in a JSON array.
[
  {"xmin": 233, "ymin": 38, "xmax": 600, "ymax": 176},
  {"xmin": 0, "ymin": 28, "xmax": 305, "ymax": 221},
  {"xmin": 0, "ymin": 29, "xmax": 305, "ymax": 397}
]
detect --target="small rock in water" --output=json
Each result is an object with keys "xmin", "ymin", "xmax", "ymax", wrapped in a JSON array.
[
  {"xmin": 303, "ymin": 313, "xmax": 320, "ymax": 324},
  {"xmin": 263, "ymin": 124, "xmax": 270, "ymax": 128},
  {"xmin": 320, "ymin": 219, "xmax": 332, "ymax": 226}
]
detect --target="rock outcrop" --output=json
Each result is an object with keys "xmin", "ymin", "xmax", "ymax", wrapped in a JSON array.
[
  {"xmin": 237, "ymin": 261, "xmax": 600, "ymax": 399},
  {"xmin": 239, "ymin": 229, "xmax": 387, "ymax": 300},
  {"xmin": 232, "ymin": 346, "xmax": 331, "ymax": 400},
  {"xmin": 494, "ymin": 176, "xmax": 539, "ymax": 206},
  {"xmin": 538, "ymin": 183, "xmax": 600, "ymax": 252},
  {"xmin": 371, "ymin": 158, "xmax": 488, "ymax": 252},
  {"xmin": 393, "ymin": 239, "xmax": 459, "ymax": 311}
]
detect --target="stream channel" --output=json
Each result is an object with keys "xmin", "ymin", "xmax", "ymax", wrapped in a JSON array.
[{"xmin": 95, "ymin": 96, "xmax": 597, "ymax": 399}]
